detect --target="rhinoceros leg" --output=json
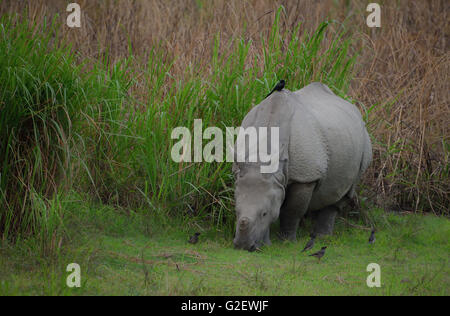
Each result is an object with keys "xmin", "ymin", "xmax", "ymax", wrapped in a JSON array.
[
  {"xmin": 313, "ymin": 206, "xmax": 338, "ymax": 235},
  {"xmin": 279, "ymin": 182, "xmax": 315, "ymax": 241},
  {"xmin": 313, "ymin": 196, "xmax": 347, "ymax": 235}
]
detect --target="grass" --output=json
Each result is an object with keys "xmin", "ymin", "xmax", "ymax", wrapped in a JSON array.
[
  {"xmin": 0, "ymin": 8, "xmax": 359, "ymax": 239},
  {"xmin": 0, "ymin": 1, "xmax": 448, "ymax": 296},
  {"xmin": 128, "ymin": 14, "xmax": 358, "ymax": 232},
  {"xmin": 0, "ymin": 195, "xmax": 448, "ymax": 296},
  {"xmin": 1, "ymin": 0, "xmax": 447, "ymax": 214},
  {"xmin": 0, "ymin": 14, "xmax": 131, "ymax": 239}
]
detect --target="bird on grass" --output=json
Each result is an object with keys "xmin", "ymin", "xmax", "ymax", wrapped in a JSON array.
[
  {"xmin": 309, "ymin": 246, "xmax": 327, "ymax": 263},
  {"xmin": 188, "ymin": 232, "xmax": 201, "ymax": 244},
  {"xmin": 265, "ymin": 79, "xmax": 285, "ymax": 98},
  {"xmin": 301, "ymin": 233, "xmax": 316, "ymax": 252},
  {"xmin": 369, "ymin": 229, "xmax": 376, "ymax": 244}
]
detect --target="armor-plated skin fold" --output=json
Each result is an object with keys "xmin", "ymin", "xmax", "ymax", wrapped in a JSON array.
[{"xmin": 233, "ymin": 83, "xmax": 372, "ymax": 251}]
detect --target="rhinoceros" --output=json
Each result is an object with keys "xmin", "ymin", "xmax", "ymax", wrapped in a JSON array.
[{"xmin": 232, "ymin": 82, "xmax": 372, "ymax": 251}]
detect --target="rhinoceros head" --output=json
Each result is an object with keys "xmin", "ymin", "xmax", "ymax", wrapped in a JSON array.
[{"xmin": 233, "ymin": 165, "xmax": 285, "ymax": 251}]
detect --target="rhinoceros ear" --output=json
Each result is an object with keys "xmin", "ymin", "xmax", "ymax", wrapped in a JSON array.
[
  {"xmin": 272, "ymin": 168, "xmax": 286, "ymax": 200},
  {"xmin": 273, "ymin": 160, "xmax": 288, "ymax": 187}
]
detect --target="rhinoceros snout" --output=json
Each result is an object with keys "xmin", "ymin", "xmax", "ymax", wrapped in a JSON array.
[
  {"xmin": 238, "ymin": 217, "xmax": 250, "ymax": 231},
  {"xmin": 234, "ymin": 217, "xmax": 258, "ymax": 251},
  {"xmin": 233, "ymin": 238, "xmax": 256, "ymax": 252}
]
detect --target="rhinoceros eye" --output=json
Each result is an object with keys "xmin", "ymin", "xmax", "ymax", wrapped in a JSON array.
[{"xmin": 262, "ymin": 212, "xmax": 268, "ymax": 217}]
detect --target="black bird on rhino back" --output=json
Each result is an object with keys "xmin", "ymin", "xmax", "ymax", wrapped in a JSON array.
[
  {"xmin": 233, "ymin": 82, "xmax": 372, "ymax": 251},
  {"xmin": 266, "ymin": 80, "xmax": 285, "ymax": 98}
]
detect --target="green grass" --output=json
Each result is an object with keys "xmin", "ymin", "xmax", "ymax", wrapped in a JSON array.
[
  {"xmin": 1, "ymin": 8, "xmax": 359, "ymax": 241},
  {"xmin": 0, "ymin": 14, "xmax": 131, "ymax": 239},
  {"xmin": 1, "ymin": 8, "xmax": 448, "ymax": 296},
  {"xmin": 122, "ymin": 11, "xmax": 358, "ymax": 233},
  {"xmin": 1, "ymin": 196, "xmax": 448, "ymax": 296}
]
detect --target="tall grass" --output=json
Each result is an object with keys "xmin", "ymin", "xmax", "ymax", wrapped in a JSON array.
[
  {"xmin": 0, "ymin": 1, "xmax": 448, "ymax": 244},
  {"xmin": 15, "ymin": 0, "xmax": 441, "ymax": 215},
  {"xmin": 127, "ymin": 9, "xmax": 357, "ymax": 232},
  {"xmin": 0, "ymin": 16, "xmax": 80, "ymax": 238},
  {"xmin": 0, "ymin": 15, "xmax": 130, "ymax": 241},
  {"xmin": 0, "ymin": 8, "xmax": 357, "ymax": 239}
]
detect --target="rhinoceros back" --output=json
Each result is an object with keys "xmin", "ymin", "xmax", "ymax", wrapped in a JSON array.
[
  {"xmin": 291, "ymin": 82, "xmax": 371, "ymax": 210},
  {"xmin": 235, "ymin": 91, "xmax": 296, "ymax": 175},
  {"xmin": 235, "ymin": 83, "xmax": 371, "ymax": 211}
]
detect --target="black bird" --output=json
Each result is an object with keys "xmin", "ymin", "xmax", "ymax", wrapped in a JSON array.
[
  {"xmin": 301, "ymin": 233, "xmax": 316, "ymax": 252},
  {"xmin": 188, "ymin": 232, "xmax": 201, "ymax": 244},
  {"xmin": 369, "ymin": 230, "xmax": 376, "ymax": 244},
  {"xmin": 309, "ymin": 246, "xmax": 327, "ymax": 263},
  {"xmin": 265, "ymin": 79, "xmax": 285, "ymax": 98}
]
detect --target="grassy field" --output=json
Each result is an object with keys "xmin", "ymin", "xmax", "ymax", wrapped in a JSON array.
[
  {"xmin": 1, "ymin": 195, "xmax": 448, "ymax": 296},
  {"xmin": 0, "ymin": 1, "xmax": 448, "ymax": 296}
]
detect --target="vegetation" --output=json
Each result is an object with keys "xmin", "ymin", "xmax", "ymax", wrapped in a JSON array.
[
  {"xmin": 0, "ymin": 197, "xmax": 448, "ymax": 295},
  {"xmin": 0, "ymin": 16, "xmax": 130, "ymax": 242},
  {"xmin": 0, "ymin": 0, "xmax": 448, "ymax": 295},
  {"xmin": 0, "ymin": 7, "xmax": 359, "ymax": 239}
]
